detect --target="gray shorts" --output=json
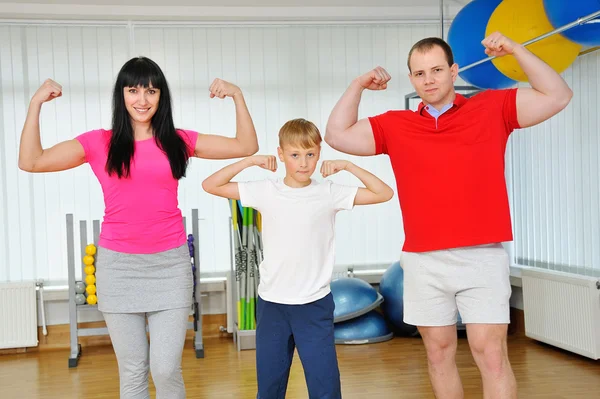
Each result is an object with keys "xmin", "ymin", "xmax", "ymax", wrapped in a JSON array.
[
  {"xmin": 401, "ymin": 243, "xmax": 511, "ymax": 326},
  {"xmin": 95, "ymin": 244, "xmax": 193, "ymax": 313}
]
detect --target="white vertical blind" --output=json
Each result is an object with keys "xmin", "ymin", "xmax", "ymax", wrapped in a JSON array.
[
  {"xmin": 1, "ymin": 22, "xmax": 445, "ymax": 282},
  {"xmin": 508, "ymin": 50, "xmax": 600, "ymax": 277},
  {"xmin": 2, "ymin": 20, "xmax": 597, "ymax": 283},
  {"xmin": 1, "ymin": 24, "xmax": 130, "ymax": 282}
]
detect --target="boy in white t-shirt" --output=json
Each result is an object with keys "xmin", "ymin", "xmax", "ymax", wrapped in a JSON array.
[{"xmin": 202, "ymin": 118, "xmax": 393, "ymax": 399}]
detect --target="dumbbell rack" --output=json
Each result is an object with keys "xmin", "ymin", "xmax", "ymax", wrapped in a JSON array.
[{"xmin": 67, "ymin": 209, "xmax": 204, "ymax": 368}]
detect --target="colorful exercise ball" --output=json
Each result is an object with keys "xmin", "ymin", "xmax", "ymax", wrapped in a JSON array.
[
  {"xmin": 486, "ymin": 0, "xmax": 582, "ymax": 82},
  {"xmin": 448, "ymin": 0, "xmax": 516, "ymax": 89},
  {"xmin": 543, "ymin": 0, "xmax": 600, "ymax": 47}
]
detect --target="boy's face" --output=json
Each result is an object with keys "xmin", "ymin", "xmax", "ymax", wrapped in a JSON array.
[{"xmin": 277, "ymin": 144, "xmax": 321, "ymax": 184}]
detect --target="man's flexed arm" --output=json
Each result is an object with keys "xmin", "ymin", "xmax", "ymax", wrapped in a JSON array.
[{"xmin": 325, "ymin": 67, "xmax": 391, "ymax": 156}]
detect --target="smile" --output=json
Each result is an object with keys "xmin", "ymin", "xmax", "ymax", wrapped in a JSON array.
[{"xmin": 134, "ymin": 107, "xmax": 151, "ymax": 113}]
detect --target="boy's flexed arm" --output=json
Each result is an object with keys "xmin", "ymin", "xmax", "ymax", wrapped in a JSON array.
[
  {"xmin": 321, "ymin": 160, "xmax": 394, "ymax": 205},
  {"xmin": 202, "ymin": 155, "xmax": 277, "ymax": 200}
]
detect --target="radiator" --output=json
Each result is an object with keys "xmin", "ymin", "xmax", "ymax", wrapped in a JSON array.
[
  {"xmin": 521, "ymin": 268, "xmax": 600, "ymax": 360},
  {"xmin": 0, "ymin": 281, "xmax": 38, "ymax": 349}
]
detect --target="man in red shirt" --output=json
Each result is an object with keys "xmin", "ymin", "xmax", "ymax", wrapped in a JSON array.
[{"xmin": 325, "ymin": 32, "xmax": 573, "ymax": 399}]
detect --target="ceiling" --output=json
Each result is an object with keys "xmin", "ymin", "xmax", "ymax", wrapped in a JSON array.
[
  {"xmin": 0, "ymin": 0, "xmax": 473, "ymax": 21},
  {"xmin": 0, "ymin": 0, "xmax": 471, "ymax": 6}
]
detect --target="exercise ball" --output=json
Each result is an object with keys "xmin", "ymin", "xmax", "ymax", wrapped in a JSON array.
[
  {"xmin": 543, "ymin": 0, "xmax": 600, "ymax": 46},
  {"xmin": 448, "ymin": 0, "xmax": 517, "ymax": 89},
  {"xmin": 378, "ymin": 261, "xmax": 419, "ymax": 336},
  {"xmin": 74, "ymin": 281, "xmax": 86, "ymax": 294},
  {"xmin": 486, "ymin": 0, "xmax": 582, "ymax": 82},
  {"xmin": 331, "ymin": 277, "xmax": 383, "ymax": 323},
  {"xmin": 74, "ymin": 293, "xmax": 86, "ymax": 305},
  {"xmin": 334, "ymin": 310, "xmax": 394, "ymax": 344}
]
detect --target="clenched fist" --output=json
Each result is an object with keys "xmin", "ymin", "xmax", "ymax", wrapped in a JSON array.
[
  {"xmin": 31, "ymin": 79, "xmax": 62, "ymax": 105},
  {"xmin": 250, "ymin": 155, "xmax": 277, "ymax": 172},
  {"xmin": 320, "ymin": 160, "xmax": 350, "ymax": 178},
  {"xmin": 209, "ymin": 78, "xmax": 241, "ymax": 99},
  {"xmin": 356, "ymin": 66, "xmax": 391, "ymax": 91},
  {"xmin": 482, "ymin": 32, "xmax": 520, "ymax": 57}
]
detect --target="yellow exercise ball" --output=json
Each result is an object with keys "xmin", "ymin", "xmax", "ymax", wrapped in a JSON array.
[
  {"xmin": 86, "ymin": 284, "xmax": 96, "ymax": 295},
  {"xmin": 85, "ymin": 274, "xmax": 96, "ymax": 285},
  {"xmin": 485, "ymin": 0, "xmax": 582, "ymax": 82},
  {"xmin": 83, "ymin": 255, "xmax": 95, "ymax": 266},
  {"xmin": 86, "ymin": 294, "xmax": 98, "ymax": 305},
  {"xmin": 85, "ymin": 244, "xmax": 97, "ymax": 256}
]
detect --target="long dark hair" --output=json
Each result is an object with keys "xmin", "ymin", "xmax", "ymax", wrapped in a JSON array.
[{"xmin": 107, "ymin": 56, "xmax": 190, "ymax": 179}]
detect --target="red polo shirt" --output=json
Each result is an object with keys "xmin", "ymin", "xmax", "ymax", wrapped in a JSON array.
[{"xmin": 369, "ymin": 88, "xmax": 520, "ymax": 252}]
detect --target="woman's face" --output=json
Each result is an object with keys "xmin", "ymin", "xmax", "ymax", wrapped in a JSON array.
[{"xmin": 123, "ymin": 85, "xmax": 160, "ymax": 126}]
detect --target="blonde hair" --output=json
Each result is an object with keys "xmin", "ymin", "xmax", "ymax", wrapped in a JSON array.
[{"xmin": 278, "ymin": 118, "xmax": 322, "ymax": 149}]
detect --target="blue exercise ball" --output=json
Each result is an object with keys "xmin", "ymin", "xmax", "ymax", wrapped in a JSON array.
[
  {"xmin": 334, "ymin": 310, "xmax": 394, "ymax": 344},
  {"xmin": 447, "ymin": 0, "xmax": 517, "ymax": 89},
  {"xmin": 378, "ymin": 261, "xmax": 419, "ymax": 336},
  {"xmin": 331, "ymin": 277, "xmax": 383, "ymax": 323},
  {"xmin": 543, "ymin": 0, "xmax": 600, "ymax": 46},
  {"xmin": 457, "ymin": 312, "xmax": 466, "ymax": 331}
]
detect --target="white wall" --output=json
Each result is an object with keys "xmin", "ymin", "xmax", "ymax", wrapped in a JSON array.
[{"xmin": 1, "ymin": 22, "xmax": 452, "ymax": 284}]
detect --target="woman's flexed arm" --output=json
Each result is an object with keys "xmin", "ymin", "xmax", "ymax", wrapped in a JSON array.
[{"xmin": 19, "ymin": 79, "xmax": 85, "ymax": 173}]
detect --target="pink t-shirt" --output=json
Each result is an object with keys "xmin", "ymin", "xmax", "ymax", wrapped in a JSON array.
[{"xmin": 76, "ymin": 129, "xmax": 198, "ymax": 254}]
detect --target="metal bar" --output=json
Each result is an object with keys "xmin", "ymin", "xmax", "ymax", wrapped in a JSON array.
[
  {"xmin": 192, "ymin": 208, "xmax": 204, "ymax": 358},
  {"xmin": 459, "ymin": 10, "xmax": 600, "ymax": 73},
  {"xmin": 66, "ymin": 214, "xmax": 80, "ymax": 367},
  {"xmin": 93, "ymin": 220, "xmax": 100, "ymax": 245},
  {"xmin": 37, "ymin": 281, "xmax": 47, "ymax": 336},
  {"xmin": 439, "ymin": 0, "xmax": 444, "ymax": 40},
  {"xmin": 579, "ymin": 46, "xmax": 600, "ymax": 56},
  {"xmin": 229, "ymin": 214, "xmax": 238, "ymax": 346},
  {"xmin": 77, "ymin": 327, "xmax": 109, "ymax": 337},
  {"xmin": 79, "ymin": 221, "xmax": 87, "ymax": 282}
]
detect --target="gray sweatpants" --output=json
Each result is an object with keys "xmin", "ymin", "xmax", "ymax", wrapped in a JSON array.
[{"xmin": 103, "ymin": 307, "xmax": 190, "ymax": 399}]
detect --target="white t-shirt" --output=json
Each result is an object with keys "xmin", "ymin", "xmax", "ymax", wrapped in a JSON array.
[{"xmin": 238, "ymin": 178, "xmax": 358, "ymax": 305}]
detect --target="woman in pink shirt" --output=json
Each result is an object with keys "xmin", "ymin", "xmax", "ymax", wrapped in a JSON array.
[{"xmin": 18, "ymin": 56, "xmax": 258, "ymax": 398}]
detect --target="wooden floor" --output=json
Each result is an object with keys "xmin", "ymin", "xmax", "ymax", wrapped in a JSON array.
[{"xmin": 2, "ymin": 325, "xmax": 600, "ymax": 399}]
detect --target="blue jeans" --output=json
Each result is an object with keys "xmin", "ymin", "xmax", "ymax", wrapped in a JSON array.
[{"xmin": 256, "ymin": 293, "xmax": 341, "ymax": 399}]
